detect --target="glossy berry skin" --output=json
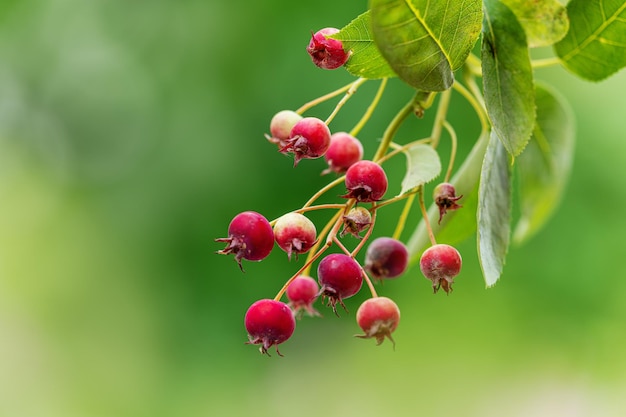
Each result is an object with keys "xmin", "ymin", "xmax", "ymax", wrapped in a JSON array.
[
  {"xmin": 340, "ymin": 206, "xmax": 372, "ymax": 238},
  {"xmin": 419, "ymin": 244, "xmax": 462, "ymax": 294},
  {"xmin": 433, "ymin": 182, "xmax": 462, "ymax": 224},
  {"xmin": 266, "ymin": 110, "xmax": 303, "ymax": 148},
  {"xmin": 280, "ymin": 117, "xmax": 331, "ymax": 166},
  {"xmin": 317, "ymin": 253, "xmax": 363, "ymax": 314},
  {"xmin": 245, "ymin": 299, "xmax": 296, "ymax": 356},
  {"xmin": 322, "ymin": 132, "xmax": 364, "ymax": 174},
  {"xmin": 286, "ymin": 275, "xmax": 320, "ymax": 318},
  {"xmin": 306, "ymin": 27, "xmax": 350, "ymax": 70},
  {"xmin": 355, "ymin": 297, "xmax": 400, "ymax": 347},
  {"xmin": 215, "ymin": 211, "xmax": 274, "ymax": 271},
  {"xmin": 342, "ymin": 160, "xmax": 388, "ymax": 202},
  {"xmin": 273, "ymin": 212, "xmax": 317, "ymax": 260},
  {"xmin": 364, "ymin": 237, "xmax": 409, "ymax": 280}
]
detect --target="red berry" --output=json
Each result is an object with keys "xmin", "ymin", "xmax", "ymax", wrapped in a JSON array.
[
  {"xmin": 419, "ymin": 244, "xmax": 462, "ymax": 293},
  {"xmin": 245, "ymin": 299, "xmax": 296, "ymax": 356},
  {"xmin": 273, "ymin": 212, "xmax": 317, "ymax": 261},
  {"xmin": 355, "ymin": 297, "xmax": 400, "ymax": 347},
  {"xmin": 265, "ymin": 110, "xmax": 303, "ymax": 148},
  {"xmin": 306, "ymin": 27, "xmax": 350, "ymax": 70},
  {"xmin": 433, "ymin": 182, "xmax": 463, "ymax": 224},
  {"xmin": 322, "ymin": 132, "xmax": 364, "ymax": 174},
  {"xmin": 342, "ymin": 160, "xmax": 388, "ymax": 202},
  {"xmin": 317, "ymin": 253, "xmax": 363, "ymax": 314},
  {"xmin": 280, "ymin": 117, "xmax": 331, "ymax": 166},
  {"xmin": 364, "ymin": 237, "xmax": 409, "ymax": 280},
  {"xmin": 215, "ymin": 211, "xmax": 274, "ymax": 271},
  {"xmin": 340, "ymin": 206, "xmax": 372, "ymax": 238},
  {"xmin": 286, "ymin": 275, "xmax": 321, "ymax": 318}
]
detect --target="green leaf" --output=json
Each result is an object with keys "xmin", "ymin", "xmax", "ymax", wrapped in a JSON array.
[
  {"xmin": 554, "ymin": 0, "xmax": 626, "ymax": 81},
  {"xmin": 500, "ymin": 0, "xmax": 569, "ymax": 47},
  {"xmin": 332, "ymin": 11, "xmax": 398, "ymax": 79},
  {"xmin": 369, "ymin": 0, "xmax": 482, "ymax": 91},
  {"xmin": 406, "ymin": 132, "xmax": 490, "ymax": 260},
  {"xmin": 399, "ymin": 143, "xmax": 441, "ymax": 195},
  {"xmin": 477, "ymin": 131, "xmax": 512, "ymax": 287},
  {"xmin": 482, "ymin": 0, "xmax": 536, "ymax": 157},
  {"xmin": 514, "ymin": 83, "xmax": 575, "ymax": 244}
]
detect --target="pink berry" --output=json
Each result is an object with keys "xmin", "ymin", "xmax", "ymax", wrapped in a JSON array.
[
  {"xmin": 419, "ymin": 244, "xmax": 462, "ymax": 294},
  {"xmin": 245, "ymin": 299, "xmax": 296, "ymax": 356},
  {"xmin": 322, "ymin": 132, "xmax": 364, "ymax": 174},
  {"xmin": 355, "ymin": 297, "xmax": 400, "ymax": 347},
  {"xmin": 340, "ymin": 206, "xmax": 372, "ymax": 238},
  {"xmin": 306, "ymin": 27, "xmax": 350, "ymax": 70},
  {"xmin": 433, "ymin": 182, "xmax": 463, "ymax": 224},
  {"xmin": 265, "ymin": 110, "xmax": 303, "ymax": 148},
  {"xmin": 342, "ymin": 160, "xmax": 388, "ymax": 202},
  {"xmin": 273, "ymin": 212, "xmax": 317, "ymax": 260},
  {"xmin": 215, "ymin": 211, "xmax": 274, "ymax": 271},
  {"xmin": 317, "ymin": 253, "xmax": 363, "ymax": 314},
  {"xmin": 364, "ymin": 237, "xmax": 409, "ymax": 280},
  {"xmin": 280, "ymin": 117, "xmax": 331, "ymax": 166},
  {"xmin": 286, "ymin": 275, "xmax": 321, "ymax": 318}
]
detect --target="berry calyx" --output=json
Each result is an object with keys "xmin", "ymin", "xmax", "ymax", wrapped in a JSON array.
[
  {"xmin": 306, "ymin": 27, "xmax": 350, "ymax": 70},
  {"xmin": 340, "ymin": 206, "xmax": 372, "ymax": 238},
  {"xmin": 364, "ymin": 237, "xmax": 409, "ymax": 280},
  {"xmin": 322, "ymin": 132, "xmax": 364, "ymax": 174},
  {"xmin": 355, "ymin": 297, "xmax": 400, "ymax": 347},
  {"xmin": 317, "ymin": 253, "xmax": 363, "ymax": 315},
  {"xmin": 342, "ymin": 160, "xmax": 388, "ymax": 202},
  {"xmin": 419, "ymin": 244, "xmax": 462, "ymax": 294},
  {"xmin": 245, "ymin": 299, "xmax": 296, "ymax": 356},
  {"xmin": 433, "ymin": 182, "xmax": 463, "ymax": 224},
  {"xmin": 266, "ymin": 110, "xmax": 303, "ymax": 148},
  {"xmin": 273, "ymin": 212, "xmax": 317, "ymax": 261},
  {"xmin": 216, "ymin": 211, "xmax": 274, "ymax": 271},
  {"xmin": 286, "ymin": 275, "xmax": 321, "ymax": 318},
  {"xmin": 280, "ymin": 117, "xmax": 331, "ymax": 166}
]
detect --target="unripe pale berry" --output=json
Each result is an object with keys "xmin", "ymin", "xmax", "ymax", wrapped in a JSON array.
[
  {"xmin": 364, "ymin": 237, "xmax": 409, "ymax": 280},
  {"xmin": 273, "ymin": 212, "xmax": 317, "ymax": 261},
  {"xmin": 342, "ymin": 160, "xmax": 388, "ymax": 202},
  {"xmin": 280, "ymin": 117, "xmax": 331, "ymax": 166},
  {"xmin": 266, "ymin": 110, "xmax": 303, "ymax": 148},
  {"xmin": 245, "ymin": 299, "xmax": 296, "ymax": 356},
  {"xmin": 322, "ymin": 132, "xmax": 364, "ymax": 174},
  {"xmin": 286, "ymin": 275, "xmax": 321, "ymax": 318},
  {"xmin": 215, "ymin": 211, "xmax": 274, "ymax": 271},
  {"xmin": 419, "ymin": 244, "xmax": 462, "ymax": 293},
  {"xmin": 340, "ymin": 206, "xmax": 372, "ymax": 238},
  {"xmin": 433, "ymin": 182, "xmax": 463, "ymax": 224},
  {"xmin": 306, "ymin": 27, "xmax": 350, "ymax": 70},
  {"xmin": 355, "ymin": 296, "xmax": 400, "ymax": 347},
  {"xmin": 317, "ymin": 253, "xmax": 363, "ymax": 314}
]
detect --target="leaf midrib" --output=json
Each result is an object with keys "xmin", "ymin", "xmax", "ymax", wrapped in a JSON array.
[{"xmin": 404, "ymin": 0, "xmax": 453, "ymax": 68}]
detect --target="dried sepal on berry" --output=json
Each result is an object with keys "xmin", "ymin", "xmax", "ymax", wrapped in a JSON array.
[
  {"xmin": 306, "ymin": 28, "xmax": 350, "ymax": 70},
  {"xmin": 286, "ymin": 275, "xmax": 321, "ymax": 318},
  {"xmin": 215, "ymin": 211, "xmax": 274, "ymax": 271},
  {"xmin": 244, "ymin": 299, "xmax": 296, "ymax": 357},
  {"xmin": 419, "ymin": 244, "xmax": 462, "ymax": 294},
  {"xmin": 433, "ymin": 182, "xmax": 463, "ymax": 224},
  {"xmin": 340, "ymin": 206, "xmax": 372, "ymax": 238},
  {"xmin": 355, "ymin": 297, "xmax": 400, "ymax": 348}
]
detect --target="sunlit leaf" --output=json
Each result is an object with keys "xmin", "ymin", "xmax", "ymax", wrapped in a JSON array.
[
  {"xmin": 482, "ymin": 0, "xmax": 536, "ymax": 157},
  {"xmin": 332, "ymin": 11, "xmax": 397, "ymax": 79},
  {"xmin": 406, "ymin": 132, "xmax": 489, "ymax": 260},
  {"xmin": 370, "ymin": 0, "xmax": 482, "ymax": 91},
  {"xmin": 514, "ymin": 83, "xmax": 575, "ymax": 244},
  {"xmin": 554, "ymin": 0, "xmax": 626, "ymax": 81},
  {"xmin": 399, "ymin": 143, "xmax": 441, "ymax": 195},
  {"xmin": 501, "ymin": 0, "xmax": 569, "ymax": 47},
  {"xmin": 477, "ymin": 131, "xmax": 512, "ymax": 287}
]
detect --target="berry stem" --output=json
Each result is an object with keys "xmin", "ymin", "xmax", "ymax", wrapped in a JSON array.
[
  {"xmin": 325, "ymin": 77, "xmax": 367, "ymax": 125},
  {"xmin": 350, "ymin": 77, "xmax": 388, "ymax": 137},
  {"xmin": 429, "ymin": 89, "xmax": 452, "ymax": 149},
  {"xmin": 274, "ymin": 242, "xmax": 330, "ymax": 302},
  {"xmin": 453, "ymin": 81, "xmax": 488, "ymax": 136},
  {"xmin": 532, "ymin": 56, "xmax": 561, "ymax": 69},
  {"xmin": 361, "ymin": 268, "xmax": 378, "ymax": 298},
  {"xmin": 392, "ymin": 192, "xmax": 416, "ymax": 240},
  {"xmin": 418, "ymin": 186, "xmax": 437, "ymax": 246},
  {"xmin": 376, "ymin": 137, "xmax": 431, "ymax": 165},
  {"xmin": 349, "ymin": 204, "xmax": 377, "ymax": 257},
  {"xmin": 302, "ymin": 175, "xmax": 346, "ymax": 208},
  {"xmin": 300, "ymin": 209, "xmax": 344, "ymax": 276},
  {"xmin": 296, "ymin": 81, "xmax": 354, "ymax": 114},
  {"xmin": 442, "ymin": 120, "xmax": 458, "ymax": 183}
]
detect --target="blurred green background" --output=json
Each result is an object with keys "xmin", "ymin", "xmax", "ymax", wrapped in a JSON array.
[{"xmin": 1, "ymin": 1, "xmax": 625, "ymax": 416}]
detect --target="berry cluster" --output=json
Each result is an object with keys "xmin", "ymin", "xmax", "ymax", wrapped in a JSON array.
[{"xmin": 216, "ymin": 28, "xmax": 464, "ymax": 356}]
